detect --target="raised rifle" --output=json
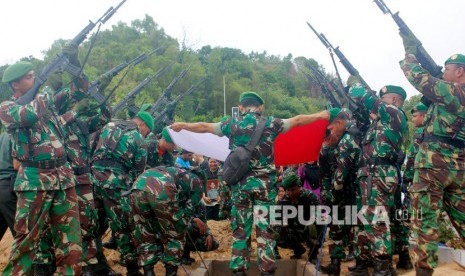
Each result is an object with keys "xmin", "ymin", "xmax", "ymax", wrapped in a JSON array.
[
  {"xmin": 302, "ymin": 69, "xmax": 341, "ymax": 109},
  {"xmin": 306, "ymin": 21, "xmax": 372, "ymax": 90},
  {"xmin": 111, "ymin": 64, "xmax": 172, "ymax": 115},
  {"xmin": 17, "ymin": 0, "xmax": 127, "ymax": 105},
  {"xmin": 153, "ymin": 79, "xmax": 205, "ymax": 128},
  {"xmin": 90, "ymin": 48, "xmax": 160, "ymax": 104},
  {"xmin": 149, "ymin": 64, "xmax": 192, "ymax": 115},
  {"xmin": 373, "ymin": 0, "xmax": 442, "ymax": 78}
]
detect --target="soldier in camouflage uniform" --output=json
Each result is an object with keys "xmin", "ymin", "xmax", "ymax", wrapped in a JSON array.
[
  {"xmin": 400, "ymin": 32, "xmax": 465, "ymax": 276},
  {"xmin": 346, "ymin": 81, "xmax": 408, "ymax": 276},
  {"xmin": 129, "ymin": 166, "xmax": 206, "ymax": 276},
  {"xmin": 145, "ymin": 127, "xmax": 176, "ymax": 168},
  {"xmin": 391, "ymin": 103, "xmax": 427, "ymax": 272},
  {"xmin": 91, "ymin": 111, "xmax": 152, "ymax": 275},
  {"xmin": 274, "ymin": 174, "xmax": 320, "ymax": 261},
  {"xmin": 171, "ymin": 91, "xmax": 331, "ymax": 275},
  {"xmin": 0, "ymin": 132, "xmax": 18, "ymax": 240},
  {"xmin": 0, "ymin": 51, "xmax": 87, "ymax": 275},
  {"xmin": 319, "ymin": 108, "xmax": 361, "ymax": 276}
]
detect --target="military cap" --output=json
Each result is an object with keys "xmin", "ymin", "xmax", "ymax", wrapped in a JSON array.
[
  {"xmin": 282, "ymin": 174, "xmax": 301, "ymax": 190},
  {"xmin": 239, "ymin": 91, "xmax": 264, "ymax": 105},
  {"xmin": 379, "ymin": 85, "xmax": 407, "ymax": 100},
  {"xmin": 140, "ymin": 103, "xmax": 152, "ymax": 112},
  {"xmin": 330, "ymin": 107, "xmax": 352, "ymax": 123},
  {"xmin": 328, "ymin": 108, "xmax": 341, "ymax": 123},
  {"xmin": 161, "ymin": 127, "xmax": 174, "ymax": 144},
  {"xmin": 136, "ymin": 111, "xmax": 154, "ymax": 132},
  {"xmin": 410, "ymin": 103, "xmax": 428, "ymax": 114},
  {"xmin": 445, "ymin": 54, "xmax": 465, "ymax": 66},
  {"xmin": 2, "ymin": 61, "xmax": 33, "ymax": 83}
]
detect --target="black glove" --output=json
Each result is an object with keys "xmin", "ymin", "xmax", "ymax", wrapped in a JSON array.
[
  {"xmin": 62, "ymin": 41, "xmax": 81, "ymax": 67},
  {"xmin": 346, "ymin": 74, "xmax": 363, "ymax": 88}
]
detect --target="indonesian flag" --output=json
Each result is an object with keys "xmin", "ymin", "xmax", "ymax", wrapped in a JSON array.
[{"xmin": 167, "ymin": 119, "xmax": 328, "ymax": 166}]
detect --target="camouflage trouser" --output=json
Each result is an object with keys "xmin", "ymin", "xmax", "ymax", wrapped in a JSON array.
[
  {"xmin": 391, "ymin": 184, "xmax": 410, "ymax": 254},
  {"xmin": 354, "ymin": 174, "xmax": 397, "ymax": 260},
  {"xmin": 411, "ymin": 168, "xmax": 465, "ymax": 270},
  {"xmin": 94, "ymin": 186, "xmax": 137, "ymax": 265},
  {"xmin": 3, "ymin": 188, "xmax": 82, "ymax": 276},
  {"xmin": 328, "ymin": 204, "xmax": 353, "ymax": 260},
  {"xmin": 229, "ymin": 187, "xmax": 276, "ymax": 274},
  {"xmin": 130, "ymin": 190, "xmax": 187, "ymax": 267},
  {"xmin": 34, "ymin": 183, "xmax": 98, "ymax": 267}
]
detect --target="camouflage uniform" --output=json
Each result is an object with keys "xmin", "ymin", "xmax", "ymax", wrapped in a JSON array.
[
  {"xmin": 0, "ymin": 86, "xmax": 85, "ymax": 275},
  {"xmin": 213, "ymin": 112, "xmax": 290, "ymax": 274},
  {"xmin": 400, "ymin": 54, "xmax": 465, "ymax": 270},
  {"xmin": 275, "ymin": 189, "xmax": 320, "ymax": 258},
  {"xmin": 129, "ymin": 166, "xmax": 205, "ymax": 268},
  {"xmin": 91, "ymin": 120, "xmax": 147, "ymax": 266},
  {"xmin": 349, "ymin": 84, "xmax": 407, "ymax": 263},
  {"xmin": 326, "ymin": 122, "xmax": 361, "ymax": 261},
  {"xmin": 318, "ymin": 144, "xmax": 336, "ymax": 206},
  {"xmin": 145, "ymin": 132, "xmax": 174, "ymax": 168}
]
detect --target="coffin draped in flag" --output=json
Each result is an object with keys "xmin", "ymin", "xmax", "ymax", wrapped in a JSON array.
[{"xmin": 167, "ymin": 119, "xmax": 327, "ymax": 165}]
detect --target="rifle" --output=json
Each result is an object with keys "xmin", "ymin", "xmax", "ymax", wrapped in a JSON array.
[
  {"xmin": 302, "ymin": 70, "xmax": 341, "ymax": 109},
  {"xmin": 373, "ymin": 0, "xmax": 442, "ymax": 78},
  {"xmin": 111, "ymin": 64, "xmax": 172, "ymax": 115},
  {"xmin": 17, "ymin": 0, "xmax": 127, "ymax": 105},
  {"xmin": 306, "ymin": 21, "xmax": 372, "ymax": 90},
  {"xmin": 153, "ymin": 79, "xmax": 205, "ymax": 128},
  {"xmin": 149, "ymin": 64, "xmax": 192, "ymax": 115},
  {"xmin": 89, "ymin": 48, "xmax": 159, "ymax": 104},
  {"xmin": 305, "ymin": 65, "xmax": 359, "ymax": 112}
]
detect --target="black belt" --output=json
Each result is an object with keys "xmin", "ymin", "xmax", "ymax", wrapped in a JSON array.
[
  {"xmin": 423, "ymin": 134, "xmax": 465, "ymax": 148},
  {"xmin": 359, "ymin": 158, "xmax": 395, "ymax": 168},
  {"xmin": 73, "ymin": 166, "xmax": 91, "ymax": 175},
  {"xmin": 21, "ymin": 156, "xmax": 67, "ymax": 169},
  {"xmin": 93, "ymin": 159, "xmax": 128, "ymax": 173}
]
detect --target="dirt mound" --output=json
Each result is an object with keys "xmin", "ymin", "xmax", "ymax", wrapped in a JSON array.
[{"xmin": 0, "ymin": 220, "xmax": 464, "ymax": 275}]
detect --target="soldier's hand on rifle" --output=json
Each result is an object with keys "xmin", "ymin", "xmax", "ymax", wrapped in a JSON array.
[
  {"xmin": 346, "ymin": 75, "xmax": 363, "ymax": 88},
  {"xmin": 96, "ymin": 74, "xmax": 113, "ymax": 93},
  {"xmin": 399, "ymin": 31, "xmax": 420, "ymax": 56},
  {"xmin": 46, "ymin": 70, "xmax": 63, "ymax": 91},
  {"xmin": 62, "ymin": 41, "xmax": 81, "ymax": 68}
]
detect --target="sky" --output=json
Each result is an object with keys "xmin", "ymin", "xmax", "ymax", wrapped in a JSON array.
[{"xmin": 1, "ymin": 0, "xmax": 464, "ymax": 99}]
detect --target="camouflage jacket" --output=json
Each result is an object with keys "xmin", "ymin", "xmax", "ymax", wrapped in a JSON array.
[
  {"xmin": 0, "ymin": 86, "xmax": 86, "ymax": 190},
  {"xmin": 145, "ymin": 133, "xmax": 174, "ymax": 169},
  {"xmin": 332, "ymin": 122, "xmax": 361, "ymax": 198},
  {"xmin": 403, "ymin": 126, "xmax": 424, "ymax": 183},
  {"xmin": 132, "ymin": 166, "xmax": 205, "ymax": 219},
  {"xmin": 214, "ymin": 112, "xmax": 289, "ymax": 190},
  {"xmin": 349, "ymin": 84, "xmax": 408, "ymax": 177},
  {"xmin": 91, "ymin": 120, "xmax": 147, "ymax": 189},
  {"xmin": 400, "ymin": 54, "xmax": 465, "ymax": 170}
]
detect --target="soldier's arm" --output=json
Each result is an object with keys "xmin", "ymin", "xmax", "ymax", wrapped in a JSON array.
[
  {"xmin": 170, "ymin": 122, "xmax": 217, "ymax": 134},
  {"xmin": 0, "ymin": 98, "xmax": 45, "ymax": 128},
  {"xmin": 400, "ymin": 54, "xmax": 465, "ymax": 108},
  {"xmin": 286, "ymin": 110, "xmax": 329, "ymax": 131},
  {"xmin": 332, "ymin": 136, "xmax": 359, "ymax": 191}
]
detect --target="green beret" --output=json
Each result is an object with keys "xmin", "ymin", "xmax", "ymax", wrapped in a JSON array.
[
  {"xmin": 239, "ymin": 91, "xmax": 264, "ymax": 105},
  {"xmin": 379, "ymin": 85, "xmax": 407, "ymax": 100},
  {"xmin": 282, "ymin": 174, "xmax": 301, "ymax": 189},
  {"xmin": 140, "ymin": 103, "xmax": 152, "ymax": 112},
  {"xmin": 161, "ymin": 127, "xmax": 174, "ymax": 144},
  {"xmin": 410, "ymin": 103, "xmax": 428, "ymax": 114},
  {"xmin": 328, "ymin": 108, "xmax": 341, "ymax": 123},
  {"xmin": 445, "ymin": 54, "xmax": 465, "ymax": 66},
  {"xmin": 136, "ymin": 111, "xmax": 154, "ymax": 132},
  {"xmin": 2, "ymin": 61, "xmax": 33, "ymax": 83}
]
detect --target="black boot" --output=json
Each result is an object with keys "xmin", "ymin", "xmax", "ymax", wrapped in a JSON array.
[
  {"xmin": 397, "ymin": 250, "xmax": 413, "ymax": 270},
  {"xmin": 373, "ymin": 257, "xmax": 395, "ymax": 276},
  {"xmin": 181, "ymin": 249, "xmax": 195, "ymax": 265},
  {"xmin": 103, "ymin": 236, "xmax": 118, "ymax": 250},
  {"xmin": 82, "ymin": 264, "xmax": 100, "ymax": 276},
  {"xmin": 290, "ymin": 244, "xmax": 305, "ymax": 259},
  {"xmin": 33, "ymin": 264, "xmax": 52, "ymax": 276},
  {"xmin": 347, "ymin": 259, "xmax": 370, "ymax": 276},
  {"xmin": 143, "ymin": 265, "xmax": 155, "ymax": 276},
  {"xmin": 416, "ymin": 267, "xmax": 433, "ymax": 276},
  {"xmin": 164, "ymin": 263, "xmax": 178, "ymax": 276},
  {"xmin": 126, "ymin": 261, "xmax": 141, "ymax": 276},
  {"xmin": 319, "ymin": 258, "xmax": 341, "ymax": 276},
  {"xmin": 348, "ymin": 258, "xmax": 374, "ymax": 271}
]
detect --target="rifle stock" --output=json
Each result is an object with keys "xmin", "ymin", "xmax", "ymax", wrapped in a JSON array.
[
  {"xmin": 16, "ymin": 0, "xmax": 127, "ymax": 105},
  {"xmin": 372, "ymin": 0, "xmax": 443, "ymax": 77}
]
